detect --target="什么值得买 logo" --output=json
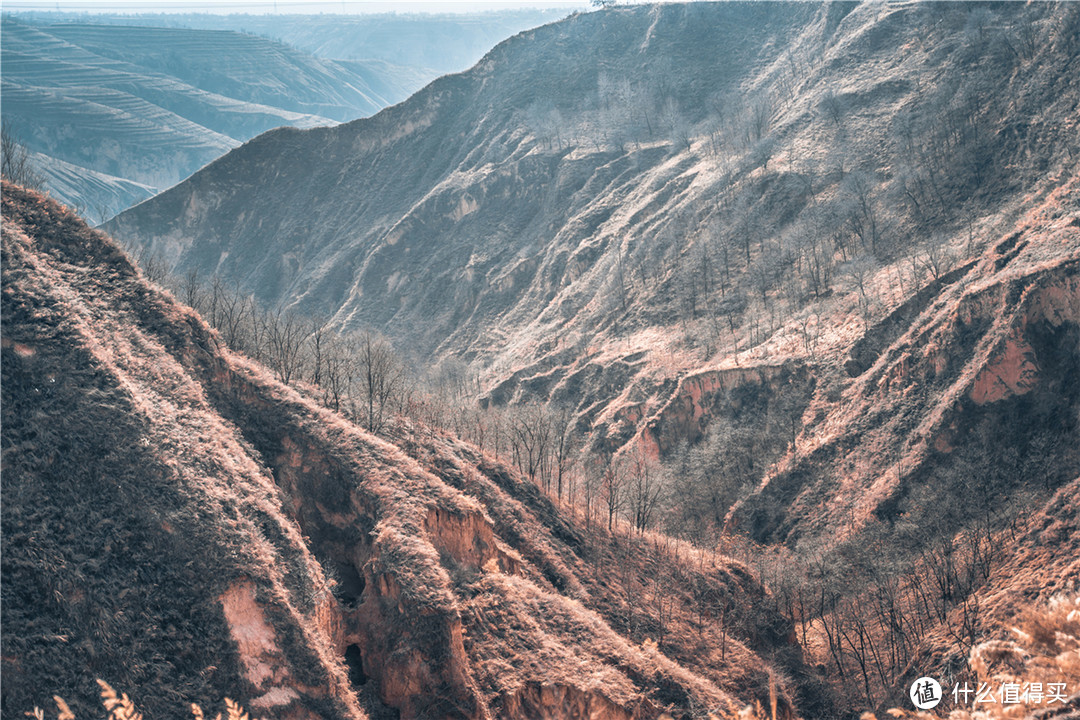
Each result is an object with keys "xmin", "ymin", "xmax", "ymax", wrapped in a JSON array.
[{"xmin": 910, "ymin": 677, "xmax": 942, "ymax": 710}]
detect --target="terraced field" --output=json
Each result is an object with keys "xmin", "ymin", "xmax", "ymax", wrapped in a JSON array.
[{"xmin": 1, "ymin": 17, "xmax": 435, "ymax": 222}]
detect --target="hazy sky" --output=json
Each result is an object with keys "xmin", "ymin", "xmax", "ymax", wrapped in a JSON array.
[{"xmin": 2, "ymin": 0, "xmax": 590, "ymax": 13}]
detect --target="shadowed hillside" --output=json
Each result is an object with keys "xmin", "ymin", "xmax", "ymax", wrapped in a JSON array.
[
  {"xmin": 1, "ymin": 182, "xmax": 363, "ymax": 718},
  {"xmin": 2, "ymin": 181, "xmax": 827, "ymax": 719}
]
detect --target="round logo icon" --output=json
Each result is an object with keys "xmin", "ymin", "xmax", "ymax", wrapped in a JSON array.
[{"xmin": 910, "ymin": 676, "xmax": 942, "ymax": 710}]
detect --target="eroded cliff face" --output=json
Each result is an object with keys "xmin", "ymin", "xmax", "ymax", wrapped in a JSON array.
[
  {"xmin": 203, "ymin": 359, "xmax": 801, "ymax": 719},
  {"xmin": 637, "ymin": 363, "xmax": 813, "ymax": 457},
  {"xmin": 729, "ymin": 181, "xmax": 1080, "ymax": 548},
  {"xmin": 966, "ymin": 272, "xmax": 1080, "ymax": 405},
  {"xmin": 2, "ymin": 182, "xmax": 815, "ymax": 719},
  {"xmin": 194, "ymin": 365, "xmax": 811, "ymax": 720},
  {"xmin": 220, "ymin": 579, "xmax": 331, "ymax": 718}
]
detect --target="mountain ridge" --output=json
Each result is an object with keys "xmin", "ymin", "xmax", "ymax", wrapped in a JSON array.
[{"xmin": 104, "ymin": 1, "xmax": 1079, "ymax": 467}]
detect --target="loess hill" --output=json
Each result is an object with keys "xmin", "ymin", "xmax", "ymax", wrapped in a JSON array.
[
  {"xmin": 102, "ymin": 1, "xmax": 1079, "ymax": 434},
  {"xmin": 2, "ymin": 180, "xmax": 825, "ymax": 720}
]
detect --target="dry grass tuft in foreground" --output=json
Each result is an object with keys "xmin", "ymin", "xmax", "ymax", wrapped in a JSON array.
[
  {"xmin": 864, "ymin": 594, "xmax": 1080, "ymax": 719},
  {"xmin": 27, "ymin": 681, "xmax": 259, "ymax": 720}
]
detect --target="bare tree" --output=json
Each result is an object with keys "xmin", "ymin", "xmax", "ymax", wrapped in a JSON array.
[
  {"xmin": 508, "ymin": 402, "xmax": 554, "ymax": 489},
  {"xmin": 601, "ymin": 453, "xmax": 626, "ymax": 531},
  {"xmin": 306, "ymin": 318, "xmax": 332, "ymax": 387},
  {"xmin": 660, "ymin": 96, "xmax": 691, "ymax": 151},
  {"xmin": 526, "ymin": 99, "xmax": 565, "ymax": 151},
  {"xmin": 319, "ymin": 333, "xmax": 352, "ymax": 413},
  {"xmin": 265, "ymin": 308, "xmax": 308, "ymax": 385},
  {"xmin": 745, "ymin": 91, "xmax": 774, "ymax": 145},
  {"xmin": 626, "ymin": 445, "xmax": 666, "ymax": 534},
  {"xmin": 581, "ymin": 453, "xmax": 604, "ymax": 530},
  {"xmin": 354, "ymin": 331, "xmax": 406, "ymax": 435},
  {"xmin": 134, "ymin": 247, "xmax": 171, "ymax": 285},
  {"xmin": 840, "ymin": 254, "xmax": 879, "ymax": 328},
  {"xmin": 551, "ymin": 404, "xmax": 577, "ymax": 502},
  {"xmin": 597, "ymin": 73, "xmax": 637, "ymax": 151},
  {"xmin": 798, "ymin": 311, "xmax": 822, "ymax": 359},
  {"xmin": 841, "ymin": 171, "xmax": 882, "ymax": 255},
  {"xmin": 919, "ymin": 233, "xmax": 955, "ymax": 281},
  {"xmin": 747, "ymin": 136, "xmax": 777, "ymax": 173},
  {"xmin": 215, "ymin": 282, "xmax": 250, "ymax": 348},
  {"xmin": 180, "ymin": 267, "xmax": 203, "ymax": 309},
  {"xmin": 820, "ymin": 89, "xmax": 849, "ymax": 128},
  {"xmin": 1, "ymin": 128, "xmax": 44, "ymax": 189}
]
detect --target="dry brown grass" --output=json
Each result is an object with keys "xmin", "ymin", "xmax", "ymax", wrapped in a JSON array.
[
  {"xmin": 864, "ymin": 594, "xmax": 1080, "ymax": 719},
  {"xmin": 2, "ymin": 180, "xmax": 362, "ymax": 717},
  {"xmin": 28, "ymin": 682, "xmax": 261, "ymax": 720}
]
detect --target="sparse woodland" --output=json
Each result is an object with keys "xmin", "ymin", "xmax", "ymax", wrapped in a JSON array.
[
  {"xmin": 138, "ymin": 257, "xmax": 783, "ymax": 541},
  {"xmin": 4, "ymin": 181, "xmax": 813, "ymax": 720},
  {"xmin": 1, "ymin": 128, "xmax": 46, "ymax": 191}
]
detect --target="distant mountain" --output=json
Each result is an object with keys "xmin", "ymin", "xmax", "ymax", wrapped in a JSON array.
[
  {"xmin": 11, "ymin": 9, "xmax": 576, "ymax": 76},
  {"xmin": 2, "ymin": 179, "xmax": 819, "ymax": 720},
  {"xmin": 1, "ymin": 17, "xmax": 437, "ymax": 222}
]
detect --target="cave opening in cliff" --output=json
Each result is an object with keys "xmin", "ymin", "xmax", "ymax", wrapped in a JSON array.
[
  {"xmin": 344, "ymin": 644, "xmax": 368, "ymax": 686},
  {"xmin": 334, "ymin": 561, "xmax": 366, "ymax": 608}
]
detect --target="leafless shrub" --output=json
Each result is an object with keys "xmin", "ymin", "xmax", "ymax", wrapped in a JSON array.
[{"xmin": 1, "ymin": 127, "xmax": 45, "ymax": 189}]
